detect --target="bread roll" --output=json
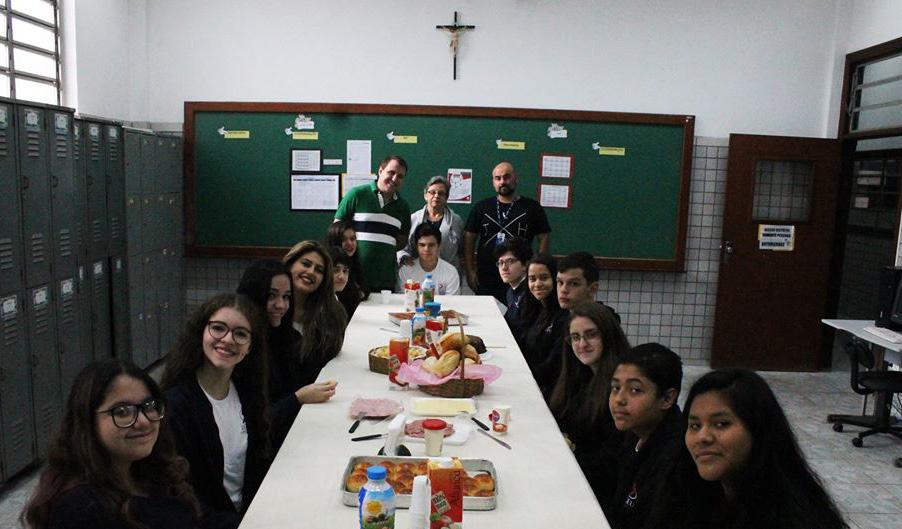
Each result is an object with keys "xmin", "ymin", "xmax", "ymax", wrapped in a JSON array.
[{"xmin": 346, "ymin": 472, "xmax": 368, "ymax": 493}]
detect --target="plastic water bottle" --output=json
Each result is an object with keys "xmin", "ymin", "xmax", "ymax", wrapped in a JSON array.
[
  {"xmin": 411, "ymin": 306, "xmax": 427, "ymax": 348},
  {"xmin": 359, "ymin": 465, "xmax": 396, "ymax": 529},
  {"xmin": 421, "ymin": 273, "xmax": 436, "ymax": 305}
]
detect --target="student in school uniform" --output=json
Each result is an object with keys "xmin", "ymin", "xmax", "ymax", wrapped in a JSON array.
[
  {"xmin": 236, "ymin": 260, "xmax": 337, "ymax": 450},
  {"xmin": 282, "ymin": 240, "xmax": 347, "ymax": 387},
  {"xmin": 463, "ymin": 161, "xmax": 551, "ymax": 301},
  {"xmin": 334, "ymin": 155, "xmax": 412, "ymax": 292},
  {"xmin": 646, "ymin": 369, "xmax": 849, "ymax": 529},
  {"xmin": 516, "ymin": 253, "xmax": 568, "ymax": 383},
  {"xmin": 161, "ymin": 294, "xmax": 270, "ymax": 524},
  {"xmin": 397, "ymin": 175, "xmax": 465, "ymax": 279},
  {"xmin": 327, "ymin": 246, "xmax": 365, "ymax": 319},
  {"xmin": 23, "ymin": 359, "xmax": 203, "ymax": 529},
  {"xmin": 548, "ymin": 301, "xmax": 630, "ymax": 511},
  {"xmin": 494, "ymin": 237, "xmax": 533, "ymax": 339},
  {"xmin": 397, "ymin": 223, "xmax": 461, "ymax": 295},
  {"xmin": 608, "ymin": 343, "xmax": 683, "ymax": 529},
  {"xmin": 325, "ymin": 220, "xmax": 369, "ymax": 306}
]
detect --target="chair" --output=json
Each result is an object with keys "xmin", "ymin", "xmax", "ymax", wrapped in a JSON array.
[{"xmin": 828, "ymin": 338, "xmax": 902, "ymax": 466}]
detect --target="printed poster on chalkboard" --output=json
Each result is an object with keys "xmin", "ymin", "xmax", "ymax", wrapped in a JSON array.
[
  {"xmin": 447, "ymin": 168, "xmax": 472, "ymax": 203},
  {"xmin": 291, "ymin": 174, "xmax": 339, "ymax": 210}
]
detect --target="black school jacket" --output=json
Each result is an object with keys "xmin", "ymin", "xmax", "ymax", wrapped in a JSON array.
[
  {"xmin": 610, "ymin": 405, "xmax": 683, "ymax": 529},
  {"xmin": 165, "ymin": 376, "xmax": 269, "ymax": 522}
]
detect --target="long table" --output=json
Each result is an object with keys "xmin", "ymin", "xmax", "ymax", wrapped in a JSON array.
[{"xmin": 240, "ymin": 294, "xmax": 610, "ymax": 528}]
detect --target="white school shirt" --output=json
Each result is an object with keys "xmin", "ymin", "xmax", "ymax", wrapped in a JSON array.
[
  {"xmin": 201, "ymin": 379, "xmax": 248, "ymax": 511},
  {"xmin": 396, "ymin": 258, "xmax": 460, "ymax": 295}
]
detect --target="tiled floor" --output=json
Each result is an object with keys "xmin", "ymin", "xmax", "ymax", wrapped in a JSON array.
[{"xmin": 1, "ymin": 367, "xmax": 900, "ymax": 528}]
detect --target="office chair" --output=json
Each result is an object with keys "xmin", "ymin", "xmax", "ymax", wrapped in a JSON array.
[{"xmin": 829, "ymin": 338, "xmax": 902, "ymax": 466}]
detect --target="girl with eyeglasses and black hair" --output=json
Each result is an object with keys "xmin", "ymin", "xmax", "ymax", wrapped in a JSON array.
[
  {"xmin": 548, "ymin": 301, "xmax": 631, "ymax": 512},
  {"xmin": 23, "ymin": 359, "xmax": 201, "ymax": 529},
  {"xmin": 161, "ymin": 293, "xmax": 270, "ymax": 527}
]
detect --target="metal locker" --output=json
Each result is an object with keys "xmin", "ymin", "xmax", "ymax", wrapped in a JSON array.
[
  {"xmin": 124, "ymin": 131, "xmax": 141, "ymax": 196},
  {"xmin": 125, "ymin": 194, "xmax": 143, "ymax": 256},
  {"xmin": 48, "ymin": 110, "xmax": 76, "ymax": 276},
  {"xmin": 55, "ymin": 275, "xmax": 82, "ymax": 407},
  {"xmin": 110, "ymin": 255, "xmax": 130, "ymax": 360},
  {"xmin": 72, "ymin": 121, "xmax": 89, "ymax": 260},
  {"xmin": 126, "ymin": 254, "xmax": 147, "ymax": 368},
  {"xmin": 140, "ymin": 134, "xmax": 155, "ymax": 195},
  {"xmin": 85, "ymin": 122, "xmax": 107, "ymax": 260},
  {"xmin": 141, "ymin": 195, "xmax": 156, "ymax": 252},
  {"xmin": 0, "ymin": 290, "xmax": 35, "ymax": 478},
  {"xmin": 106, "ymin": 125, "xmax": 125, "ymax": 255},
  {"xmin": 172, "ymin": 137, "xmax": 183, "ymax": 193},
  {"xmin": 0, "ymin": 100, "xmax": 24, "ymax": 290},
  {"xmin": 26, "ymin": 284, "xmax": 61, "ymax": 457},
  {"xmin": 141, "ymin": 252, "xmax": 160, "ymax": 363},
  {"xmin": 157, "ymin": 249, "xmax": 172, "ymax": 358},
  {"xmin": 89, "ymin": 258, "xmax": 112, "ymax": 360},
  {"xmin": 74, "ymin": 262, "xmax": 93, "ymax": 382},
  {"xmin": 17, "ymin": 105, "xmax": 52, "ymax": 287},
  {"xmin": 172, "ymin": 193, "xmax": 184, "ymax": 250},
  {"xmin": 156, "ymin": 194, "xmax": 167, "ymax": 249}
]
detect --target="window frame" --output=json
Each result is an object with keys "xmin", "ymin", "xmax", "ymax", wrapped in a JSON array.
[
  {"xmin": 0, "ymin": 0, "xmax": 61, "ymax": 105},
  {"xmin": 839, "ymin": 36, "xmax": 902, "ymax": 140}
]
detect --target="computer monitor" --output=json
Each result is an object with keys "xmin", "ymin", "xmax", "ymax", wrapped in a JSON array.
[{"xmin": 876, "ymin": 266, "xmax": 902, "ymax": 331}]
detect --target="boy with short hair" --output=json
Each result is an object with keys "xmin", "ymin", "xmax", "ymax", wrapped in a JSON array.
[
  {"xmin": 397, "ymin": 223, "xmax": 460, "ymax": 295},
  {"xmin": 494, "ymin": 238, "xmax": 533, "ymax": 336}
]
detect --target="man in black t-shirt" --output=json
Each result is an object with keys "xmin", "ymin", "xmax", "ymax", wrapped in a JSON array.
[{"xmin": 463, "ymin": 162, "xmax": 551, "ymax": 301}]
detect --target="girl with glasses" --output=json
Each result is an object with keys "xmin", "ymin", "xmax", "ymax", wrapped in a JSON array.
[
  {"xmin": 23, "ymin": 359, "xmax": 201, "ymax": 529},
  {"xmin": 161, "ymin": 293, "xmax": 270, "ymax": 526},
  {"xmin": 549, "ymin": 301, "xmax": 631, "ymax": 511},
  {"xmin": 237, "ymin": 260, "xmax": 338, "ymax": 450}
]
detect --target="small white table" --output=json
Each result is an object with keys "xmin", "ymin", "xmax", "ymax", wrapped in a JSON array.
[
  {"xmin": 821, "ymin": 319, "xmax": 902, "ymax": 366},
  {"xmin": 240, "ymin": 295, "xmax": 610, "ymax": 528}
]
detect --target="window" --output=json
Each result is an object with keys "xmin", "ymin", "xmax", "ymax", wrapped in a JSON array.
[{"xmin": 0, "ymin": 0, "xmax": 60, "ymax": 105}]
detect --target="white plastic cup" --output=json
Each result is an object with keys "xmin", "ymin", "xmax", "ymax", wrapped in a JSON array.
[
  {"xmin": 380, "ymin": 289, "xmax": 392, "ymax": 304},
  {"xmin": 489, "ymin": 405, "xmax": 511, "ymax": 435}
]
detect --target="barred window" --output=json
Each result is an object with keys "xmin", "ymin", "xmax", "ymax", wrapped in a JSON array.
[{"xmin": 0, "ymin": 0, "xmax": 60, "ymax": 105}]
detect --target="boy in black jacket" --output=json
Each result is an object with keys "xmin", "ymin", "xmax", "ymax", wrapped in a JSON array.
[{"xmin": 608, "ymin": 343, "xmax": 683, "ymax": 529}]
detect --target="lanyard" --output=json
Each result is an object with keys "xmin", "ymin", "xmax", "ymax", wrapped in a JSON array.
[{"xmin": 496, "ymin": 199, "xmax": 513, "ymax": 226}]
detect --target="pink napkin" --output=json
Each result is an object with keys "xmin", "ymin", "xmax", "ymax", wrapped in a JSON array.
[{"xmin": 396, "ymin": 359, "xmax": 503, "ymax": 386}]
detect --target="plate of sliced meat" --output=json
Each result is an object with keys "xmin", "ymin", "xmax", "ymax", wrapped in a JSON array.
[{"xmin": 403, "ymin": 417, "xmax": 471, "ymax": 445}]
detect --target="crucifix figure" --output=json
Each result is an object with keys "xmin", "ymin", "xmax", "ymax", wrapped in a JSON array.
[{"xmin": 436, "ymin": 11, "xmax": 476, "ymax": 80}]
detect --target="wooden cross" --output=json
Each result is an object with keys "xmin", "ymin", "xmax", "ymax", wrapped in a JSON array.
[{"xmin": 436, "ymin": 11, "xmax": 476, "ymax": 80}]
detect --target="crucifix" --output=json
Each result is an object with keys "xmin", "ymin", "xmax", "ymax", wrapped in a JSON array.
[{"xmin": 436, "ymin": 11, "xmax": 476, "ymax": 80}]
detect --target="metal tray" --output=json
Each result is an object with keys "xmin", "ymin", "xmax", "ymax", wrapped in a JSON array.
[{"xmin": 340, "ymin": 455, "xmax": 497, "ymax": 510}]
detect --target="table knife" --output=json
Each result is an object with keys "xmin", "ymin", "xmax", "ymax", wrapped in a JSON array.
[
  {"xmin": 351, "ymin": 433, "xmax": 387, "ymax": 442},
  {"xmin": 470, "ymin": 417, "xmax": 490, "ymax": 431},
  {"xmin": 475, "ymin": 427, "xmax": 511, "ymax": 449}
]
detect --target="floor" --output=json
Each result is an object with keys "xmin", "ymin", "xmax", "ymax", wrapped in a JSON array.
[{"xmin": 1, "ymin": 367, "xmax": 900, "ymax": 528}]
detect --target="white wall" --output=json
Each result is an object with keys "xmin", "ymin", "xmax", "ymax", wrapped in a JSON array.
[
  {"xmin": 846, "ymin": 0, "xmax": 902, "ymax": 52},
  {"xmin": 87, "ymin": 0, "xmax": 841, "ymax": 138}
]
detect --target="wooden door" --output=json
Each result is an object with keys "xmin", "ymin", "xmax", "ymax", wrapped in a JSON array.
[{"xmin": 711, "ymin": 134, "xmax": 841, "ymax": 370}]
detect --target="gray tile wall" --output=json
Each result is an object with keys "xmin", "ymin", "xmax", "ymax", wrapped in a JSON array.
[{"xmin": 183, "ymin": 137, "xmax": 731, "ymax": 364}]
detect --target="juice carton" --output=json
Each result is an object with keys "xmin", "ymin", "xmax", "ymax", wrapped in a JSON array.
[{"xmin": 427, "ymin": 457, "xmax": 464, "ymax": 529}]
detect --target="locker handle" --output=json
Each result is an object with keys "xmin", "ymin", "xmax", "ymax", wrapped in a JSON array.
[
  {"xmin": 51, "ymin": 175, "xmax": 59, "ymax": 187},
  {"xmin": 22, "ymin": 174, "xmax": 29, "ymax": 188}
]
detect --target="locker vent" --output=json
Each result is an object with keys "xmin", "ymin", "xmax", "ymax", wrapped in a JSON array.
[
  {"xmin": 57, "ymin": 229, "xmax": 72, "ymax": 257},
  {"xmin": 27, "ymin": 131, "xmax": 40, "ymax": 157},
  {"xmin": 10, "ymin": 420, "xmax": 26, "ymax": 452},
  {"xmin": 110, "ymin": 140, "xmax": 119, "ymax": 161},
  {"xmin": 39, "ymin": 405, "xmax": 55, "ymax": 436},
  {"xmin": 73, "ymin": 142, "xmax": 80, "ymax": 160},
  {"xmin": 110, "ymin": 216, "xmax": 120, "ymax": 240},
  {"xmin": 90, "ymin": 139, "xmax": 100, "ymax": 161},
  {"xmin": 0, "ymin": 132, "xmax": 7, "ymax": 156},
  {"xmin": 33, "ymin": 302, "xmax": 49, "ymax": 334},
  {"xmin": 55, "ymin": 135, "xmax": 68, "ymax": 158},
  {"xmin": 0, "ymin": 237, "xmax": 12, "ymax": 270},
  {"xmin": 59, "ymin": 292, "xmax": 74, "ymax": 324},
  {"xmin": 2, "ymin": 318, "xmax": 19, "ymax": 345},
  {"xmin": 30, "ymin": 233, "xmax": 46, "ymax": 262},
  {"xmin": 91, "ymin": 219, "xmax": 102, "ymax": 243}
]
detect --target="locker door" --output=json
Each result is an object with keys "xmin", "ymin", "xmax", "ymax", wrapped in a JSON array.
[
  {"xmin": 140, "ymin": 134, "xmax": 155, "ymax": 194},
  {"xmin": 74, "ymin": 263, "xmax": 93, "ymax": 381},
  {"xmin": 90, "ymin": 259, "xmax": 112, "ymax": 360},
  {"xmin": 127, "ymin": 254, "xmax": 147, "ymax": 368},
  {"xmin": 124, "ymin": 131, "xmax": 141, "ymax": 195},
  {"xmin": 0, "ymin": 291, "xmax": 35, "ymax": 478},
  {"xmin": 142, "ymin": 253, "xmax": 160, "ymax": 363},
  {"xmin": 49, "ymin": 111, "xmax": 75, "ymax": 275},
  {"xmin": 124, "ymin": 132, "xmax": 143, "ymax": 255},
  {"xmin": 85, "ymin": 122, "xmax": 107, "ymax": 260},
  {"xmin": 55, "ymin": 276, "xmax": 82, "ymax": 406},
  {"xmin": 0, "ymin": 102, "xmax": 23, "ymax": 290},
  {"xmin": 72, "ymin": 121, "xmax": 88, "ymax": 260},
  {"xmin": 110, "ymin": 255, "xmax": 130, "ymax": 360},
  {"xmin": 158, "ymin": 249, "xmax": 173, "ymax": 356},
  {"xmin": 125, "ymin": 194, "xmax": 143, "ymax": 256},
  {"xmin": 155, "ymin": 194, "xmax": 167, "ymax": 249},
  {"xmin": 141, "ymin": 195, "xmax": 156, "ymax": 252},
  {"xmin": 27, "ymin": 284, "xmax": 60, "ymax": 457},
  {"xmin": 17, "ymin": 106, "xmax": 51, "ymax": 287},
  {"xmin": 106, "ymin": 125, "xmax": 125, "ymax": 255}
]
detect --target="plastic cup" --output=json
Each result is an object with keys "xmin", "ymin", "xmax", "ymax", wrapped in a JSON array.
[
  {"xmin": 489, "ymin": 405, "xmax": 511, "ymax": 435},
  {"xmin": 380, "ymin": 289, "xmax": 392, "ymax": 304}
]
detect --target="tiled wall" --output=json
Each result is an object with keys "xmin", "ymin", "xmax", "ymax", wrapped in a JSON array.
[{"xmin": 183, "ymin": 137, "xmax": 730, "ymax": 365}]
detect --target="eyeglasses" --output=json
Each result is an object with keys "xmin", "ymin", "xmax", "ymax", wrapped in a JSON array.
[
  {"xmin": 207, "ymin": 321, "xmax": 252, "ymax": 345},
  {"xmin": 426, "ymin": 190, "xmax": 448, "ymax": 197},
  {"xmin": 97, "ymin": 399, "xmax": 165, "ymax": 428},
  {"xmin": 565, "ymin": 328, "xmax": 602, "ymax": 345},
  {"xmin": 496, "ymin": 257, "xmax": 519, "ymax": 268}
]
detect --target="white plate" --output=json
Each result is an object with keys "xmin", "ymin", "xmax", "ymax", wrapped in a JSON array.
[
  {"xmin": 409, "ymin": 397, "xmax": 476, "ymax": 416},
  {"xmin": 403, "ymin": 417, "xmax": 472, "ymax": 445}
]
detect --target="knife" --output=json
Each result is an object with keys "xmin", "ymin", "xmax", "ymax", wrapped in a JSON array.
[
  {"xmin": 470, "ymin": 417, "xmax": 490, "ymax": 431},
  {"xmin": 351, "ymin": 433, "xmax": 387, "ymax": 442},
  {"xmin": 349, "ymin": 412, "xmax": 366, "ymax": 433},
  {"xmin": 475, "ymin": 427, "xmax": 511, "ymax": 449}
]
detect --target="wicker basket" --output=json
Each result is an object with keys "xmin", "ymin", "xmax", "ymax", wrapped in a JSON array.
[
  {"xmin": 368, "ymin": 348, "xmax": 390, "ymax": 374},
  {"xmin": 417, "ymin": 313, "xmax": 485, "ymax": 398}
]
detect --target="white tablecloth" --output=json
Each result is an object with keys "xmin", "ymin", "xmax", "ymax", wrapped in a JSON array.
[{"xmin": 240, "ymin": 294, "xmax": 610, "ymax": 528}]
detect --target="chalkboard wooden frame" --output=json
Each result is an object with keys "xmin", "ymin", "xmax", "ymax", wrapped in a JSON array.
[{"xmin": 184, "ymin": 101, "xmax": 694, "ymax": 271}]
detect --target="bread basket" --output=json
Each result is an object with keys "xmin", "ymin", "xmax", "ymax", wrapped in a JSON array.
[{"xmin": 417, "ymin": 313, "xmax": 484, "ymax": 398}]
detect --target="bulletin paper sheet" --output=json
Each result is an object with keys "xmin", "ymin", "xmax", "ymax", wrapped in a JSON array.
[
  {"xmin": 291, "ymin": 174, "xmax": 339, "ymax": 210},
  {"xmin": 291, "ymin": 149, "xmax": 321, "ymax": 172},
  {"xmin": 342, "ymin": 173, "xmax": 375, "ymax": 197},
  {"xmin": 540, "ymin": 154, "xmax": 573, "ymax": 179},
  {"xmin": 346, "ymin": 140, "xmax": 372, "ymax": 175},
  {"xmin": 447, "ymin": 168, "xmax": 473, "ymax": 203},
  {"xmin": 539, "ymin": 184, "xmax": 571, "ymax": 208}
]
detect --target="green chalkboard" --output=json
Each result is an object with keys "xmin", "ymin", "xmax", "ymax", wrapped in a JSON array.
[{"xmin": 185, "ymin": 103, "xmax": 693, "ymax": 271}]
